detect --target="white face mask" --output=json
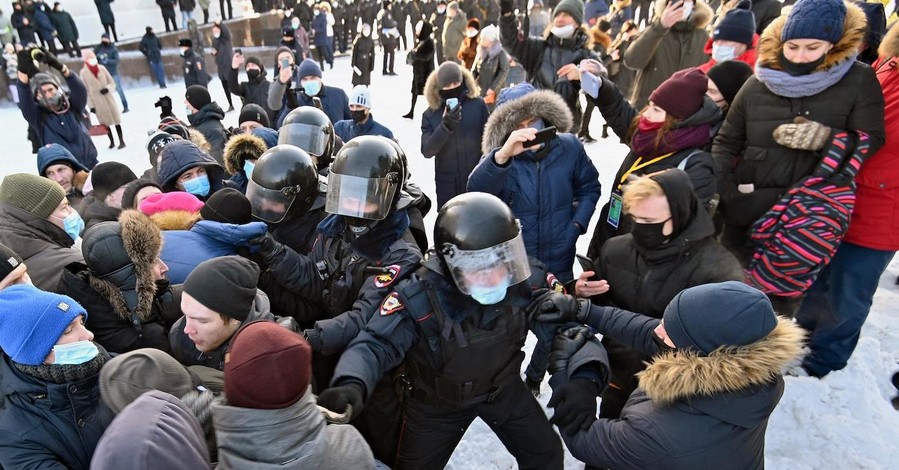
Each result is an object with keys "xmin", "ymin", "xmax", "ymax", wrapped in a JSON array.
[
  {"xmin": 467, "ymin": 28, "xmax": 478, "ymax": 37},
  {"xmin": 551, "ymin": 24, "xmax": 575, "ymax": 39},
  {"xmin": 712, "ymin": 43, "xmax": 736, "ymax": 63},
  {"xmin": 86, "ymin": 58, "xmax": 98, "ymax": 66},
  {"xmin": 213, "ymin": 32, "xmax": 220, "ymax": 38}
]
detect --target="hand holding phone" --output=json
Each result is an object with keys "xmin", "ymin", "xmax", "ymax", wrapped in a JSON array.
[
  {"xmin": 522, "ymin": 125, "xmax": 557, "ymax": 148},
  {"xmin": 580, "ymin": 70, "xmax": 601, "ymax": 99},
  {"xmin": 682, "ymin": 0, "xmax": 693, "ymax": 20},
  {"xmin": 445, "ymin": 97, "xmax": 459, "ymax": 110}
]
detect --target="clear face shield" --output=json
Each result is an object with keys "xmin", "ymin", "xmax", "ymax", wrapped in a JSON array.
[
  {"xmin": 246, "ymin": 179, "xmax": 302, "ymax": 223},
  {"xmin": 325, "ymin": 171, "xmax": 399, "ymax": 221},
  {"xmin": 278, "ymin": 122, "xmax": 329, "ymax": 158},
  {"xmin": 441, "ymin": 230, "xmax": 531, "ymax": 295}
]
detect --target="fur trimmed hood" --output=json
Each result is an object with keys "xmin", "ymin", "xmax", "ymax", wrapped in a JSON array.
[
  {"xmin": 637, "ymin": 318, "xmax": 805, "ymax": 405},
  {"xmin": 187, "ymin": 128, "xmax": 212, "ymax": 154},
  {"xmin": 481, "ymin": 90, "xmax": 574, "ymax": 153},
  {"xmin": 148, "ymin": 210, "xmax": 201, "ymax": 231},
  {"xmin": 878, "ymin": 19, "xmax": 899, "ymax": 58},
  {"xmin": 223, "ymin": 133, "xmax": 267, "ymax": 175},
  {"xmin": 423, "ymin": 65, "xmax": 481, "ymax": 110},
  {"xmin": 73, "ymin": 170, "xmax": 89, "ymax": 193},
  {"xmin": 654, "ymin": 0, "xmax": 713, "ymax": 30},
  {"xmin": 758, "ymin": 1, "xmax": 866, "ymax": 72}
]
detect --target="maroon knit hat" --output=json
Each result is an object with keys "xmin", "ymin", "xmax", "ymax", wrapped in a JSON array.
[
  {"xmin": 648, "ymin": 68, "xmax": 709, "ymax": 120},
  {"xmin": 224, "ymin": 321, "xmax": 312, "ymax": 410}
]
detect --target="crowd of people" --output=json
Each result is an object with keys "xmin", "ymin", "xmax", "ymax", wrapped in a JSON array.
[{"xmin": 1, "ymin": 0, "xmax": 898, "ymax": 468}]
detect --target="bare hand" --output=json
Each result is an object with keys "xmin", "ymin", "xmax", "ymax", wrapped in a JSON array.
[
  {"xmin": 496, "ymin": 127, "xmax": 540, "ymax": 164},
  {"xmin": 557, "ymin": 63, "xmax": 580, "ymax": 81},
  {"xmin": 279, "ymin": 65, "xmax": 293, "ymax": 84},
  {"xmin": 231, "ymin": 53, "xmax": 244, "ymax": 69},
  {"xmin": 573, "ymin": 272, "xmax": 610, "ymax": 297},
  {"xmin": 660, "ymin": 0, "xmax": 684, "ymax": 29}
]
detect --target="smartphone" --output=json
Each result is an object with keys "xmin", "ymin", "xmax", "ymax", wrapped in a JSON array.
[
  {"xmin": 576, "ymin": 254, "xmax": 595, "ymax": 273},
  {"xmin": 682, "ymin": 0, "xmax": 694, "ymax": 20},
  {"xmin": 445, "ymin": 97, "xmax": 459, "ymax": 110},
  {"xmin": 523, "ymin": 126, "xmax": 557, "ymax": 148},
  {"xmin": 581, "ymin": 70, "xmax": 601, "ymax": 99},
  {"xmin": 235, "ymin": 48, "xmax": 242, "ymax": 55},
  {"xmin": 280, "ymin": 57, "xmax": 290, "ymax": 70}
]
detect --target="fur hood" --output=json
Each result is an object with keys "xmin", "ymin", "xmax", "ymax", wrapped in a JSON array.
[
  {"xmin": 73, "ymin": 170, "xmax": 89, "ymax": 193},
  {"xmin": 424, "ymin": 65, "xmax": 481, "ymax": 110},
  {"xmin": 654, "ymin": 0, "xmax": 713, "ymax": 30},
  {"xmin": 481, "ymin": 90, "xmax": 574, "ymax": 153},
  {"xmin": 187, "ymin": 128, "xmax": 212, "ymax": 155},
  {"xmin": 149, "ymin": 210, "xmax": 201, "ymax": 231},
  {"xmin": 758, "ymin": 1, "xmax": 866, "ymax": 72},
  {"xmin": 223, "ymin": 133, "xmax": 267, "ymax": 175},
  {"xmin": 87, "ymin": 210, "xmax": 162, "ymax": 322},
  {"xmin": 637, "ymin": 317, "xmax": 805, "ymax": 405},
  {"xmin": 878, "ymin": 18, "xmax": 899, "ymax": 58}
]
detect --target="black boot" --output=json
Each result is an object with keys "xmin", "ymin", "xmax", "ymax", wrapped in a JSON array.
[{"xmin": 601, "ymin": 124, "xmax": 610, "ymax": 139}]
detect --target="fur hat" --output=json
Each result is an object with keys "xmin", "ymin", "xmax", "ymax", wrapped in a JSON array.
[{"xmin": 90, "ymin": 162, "xmax": 137, "ymax": 200}]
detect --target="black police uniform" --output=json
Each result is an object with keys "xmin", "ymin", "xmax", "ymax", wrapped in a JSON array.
[{"xmin": 182, "ymin": 48, "xmax": 210, "ymax": 88}]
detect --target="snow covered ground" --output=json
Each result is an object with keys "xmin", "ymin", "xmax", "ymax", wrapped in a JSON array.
[{"xmin": 2, "ymin": 46, "xmax": 897, "ymax": 469}]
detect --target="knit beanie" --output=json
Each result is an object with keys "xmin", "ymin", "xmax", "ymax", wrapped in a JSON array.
[
  {"xmin": 100, "ymin": 348, "xmax": 197, "ymax": 414},
  {"xmin": 0, "ymin": 243, "xmax": 24, "ymax": 281},
  {"xmin": 495, "ymin": 82, "xmax": 537, "ymax": 108},
  {"xmin": 185, "ymin": 85, "xmax": 212, "ymax": 110},
  {"xmin": 297, "ymin": 58, "xmax": 322, "ymax": 79},
  {"xmin": 713, "ymin": 0, "xmax": 755, "ymax": 46},
  {"xmin": 158, "ymin": 117, "xmax": 191, "ymax": 140},
  {"xmin": 0, "ymin": 173, "xmax": 66, "ymax": 219},
  {"xmin": 178, "ymin": 38, "xmax": 193, "ymax": 48},
  {"xmin": 436, "ymin": 61, "xmax": 463, "ymax": 88},
  {"xmin": 648, "ymin": 67, "xmax": 708, "ymax": 119},
  {"xmin": 251, "ymin": 127, "xmax": 279, "ymax": 149},
  {"xmin": 90, "ymin": 162, "xmax": 138, "ymax": 200},
  {"xmin": 238, "ymin": 103, "xmax": 271, "ymax": 128},
  {"xmin": 200, "ymin": 188, "xmax": 252, "ymax": 224},
  {"xmin": 707, "ymin": 60, "xmax": 753, "ymax": 105},
  {"xmin": 782, "ymin": 0, "xmax": 846, "ymax": 44},
  {"xmin": 183, "ymin": 257, "xmax": 260, "ymax": 322},
  {"xmin": 350, "ymin": 84, "xmax": 371, "ymax": 108},
  {"xmin": 553, "ymin": 0, "xmax": 585, "ymax": 25},
  {"xmin": 662, "ymin": 281, "xmax": 777, "ymax": 355},
  {"xmin": 246, "ymin": 56, "xmax": 264, "ymax": 71},
  {"xmin": 480, "ymin": 24, "xmax": 500, "ymax": 44},
  {"xmin": 225, "ymin": 320, "xmax": 312, "ymax": 409},
  {"xmin": 121, "ymin": 179, "xmax": 163, "ymax": 210},
  {"xmin": 138, "ymin": 192, "xmax": 204, "ymax": 217},
  {"xmin": 0, "ymin": 284, "xmax": 87, "ymax": 366}
]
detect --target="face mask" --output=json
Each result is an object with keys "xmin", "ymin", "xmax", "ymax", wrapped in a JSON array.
[
  {"xmin": 363, "ymin": 27, "xmax": 371, "ymax": 36},
  {"xmin": 346, "ymin": 217, "xmax": 377, "ymax": 236},
  {"xmin": 681, "ymin": 1, "xmax": 693, "ymax": 20},
  {"xmin": 469, "ymin": 278, "xmax": 510, "ymax": 305},
  {"xmin": 213, "ymin": 32, "xmax": 220, "ymax": 38},
  {"xmin": 437, "ymin": 6, "xmax": 446, "ymax": 13},
  {"xmin": 39, "ymin": 89, "xmax": 67, "ymax": 112},
  {"xmin": 180, "ymin": 48, "xmax": 190, "ymax": 56},
  {"xmin": 779, "ymin": 50, "xmax": 827, "ymax": 77},
  {"xmin": 551, "ymin": 24, "xmax": 575, "ymax": 39},
  {"xmin": 631, "ymin": 218, "xmax": 671, "ymax": 249},
  {"xmin": 292, "ymin": 20, "xmax": 300, "ymax": 29},
  {"xmin": 247, "ymin": 69, "xmax": 261, "ymax": 80},
  {"xmin": 243, "ymin": 160, "xmax": 255, "ymax": 176},
  {"xmin": 53, "ymin": 210, "xmax": 84, "ymax": 240},
  {"xmin": 52, "ymin": 340, "xmax": 99, "ymax": 365},
  {"xmin": 302, "ymin": 79, "xmax": 321, "ymax": 96},
  {"xmin": 637, "ymin": 115, "xmax": 664, "ymax": 133},
  {"xmin": 101, "ymin": 40, "xmax": 110, "ymax": 46},
  {"xmin": 438, "ymin": 85, "xmax": 463, "ymax": 101},
  {"xmin": 86, "ymin": 58, "xmax": 98, "ymax": 66},
  {"xmin": 185, "ymin": 105, "xmax": 193, "ymax": 116},
  {"xmin": 712, "ymin": 43, "xmax": 736, "ymax": 63},
  {"xmin": 351, "ymin": 109, "xmax": 369, "ymax": 123},
  {"xmin": 467, "ymin": 28, "xmax": 478, "ymax": 37},
  {"xmin": 182, "ymin": 175, "xmax": 211, "ymax": 197},
  {"xmin": 652, "ymin": 333, "xmax": 676, "ymax": 353}
]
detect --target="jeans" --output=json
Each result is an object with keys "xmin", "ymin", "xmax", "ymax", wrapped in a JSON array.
[
  {"xmin": 181, "ymin": 10, "xmax": 194, "ymax": 29},
  {"xmin": 111, "ymin": 73, "xmax": 128, "ymax": 110},
  {"xmin": 149, "ymin": 60, "xmax": 167, "ymax": 87},
  {"xmin": 796, "ymin": 241, "xmax": 896, "ymax": 377}
]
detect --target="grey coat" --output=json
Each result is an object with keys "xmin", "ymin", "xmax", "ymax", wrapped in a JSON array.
[
  {"xmin": 473, "ymin": 46, "xmax": 510, "ymax": 108},
  {"xmin": 0, "ymin": 203, "xmax": 83, "ymax": 291}
]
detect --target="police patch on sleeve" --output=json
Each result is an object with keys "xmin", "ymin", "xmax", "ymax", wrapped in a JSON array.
[
  {"xmin": 374, "ymin": 265, "xmax": 402, "ymax": 288},
  {"xmin": 546, "ymin": 273, "xmax": 567, "ymax": 294},
  {"xmin": 380, "ymin": 292, "xmax": 404, "ymax": 316}
]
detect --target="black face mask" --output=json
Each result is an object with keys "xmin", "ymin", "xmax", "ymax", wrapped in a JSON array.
[
  {"xmin": 630, "ymin": 218, "xmax": 671, "ymax": 249},
  {"xmin": 351, "ymin": 109, "xmax": 368, "ymax": 123},
  {"xmin": 652, "ymin": 333, "xmax": 676, "ymax": 353},
  {"xmin": 101, "ymin": 40, "xmax": 110, "ymax": 46},
  {"xmin": 438, "ymin": 85, "xmax": 463, "ymax": 101},
  {"xmin": 345, "ymin": 216, "xmax": 378, "ymax": 237},
  {"xmin": 779, "ymin": 50, "xmax": 827, "ymax": 77},
  {"xmin": 247, "ymin": 69, "xmax": 261, "ymax": 81}
]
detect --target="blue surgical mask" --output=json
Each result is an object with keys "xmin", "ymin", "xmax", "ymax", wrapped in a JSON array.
[
  {"xmin": 302, "ymin": 79, "xmax": 321, "ymax": 96},
  {"xmin": 52, "ymin": 340, "xmax": 99, "ymax": 365},
  {"xmin": 530, "ymin": 118, "xmax": 545, "ymax": 131},
  {"xmin": 712, "ymin": 43, "xmax": 736, "ymax": 63},
  {"xmin": 243, "ymin": 160, "xmax": 255, "ymax": 177},
  {"xmin": 469, "ymin": 278, "xmax": 511, "ymax": 305},
  {"xmin": 182, "ymin": 175, "xmax": 211, "ymax": 197},
  {"xmin": 53, "ymin": 210, "xmax": 84, "ymax": 240}
]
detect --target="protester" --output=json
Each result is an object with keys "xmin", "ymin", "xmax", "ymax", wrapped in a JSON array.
[
  {"xmin": 157, "ymin": 0, "xmax": 178, "ymax": 32},
  {"xmin": 705, "ymin": 59, "xmax": 753, "ymax": 116},
  {"xmin": 697, "ymin": 0, "xmax": 757, "ymax": 73},
  {"xmin": 442, "ymin": 1, "xmax": 467, "ymax": 65},
  {"xmin": 140, "ymin": 26, "xmax": 167, "ymax": 88},
  {"xmin": 335, "ymin": 85, "xmax": 395, "ymax": 141},
  {"xmin": 157, "ymin": 140, "xmax": 227, "ymax": 201},
  {"xmin": 94, "ymin": 33, "xmax": 128, "ymax": 113},
  {"xmin": 352, "ymin": 22, "xmax": 376, "ymax": 86},
  {"xmin": 80, "ymin": 50, "xmax": 126, "ymax": 150},
  {"xmin": 268, "ymin": 58, "xmax": 351, "ymax": 127},
  {"xmin": 403, "ymin": 19, "xmax": 436, "ymax": 119},
  {"xmin": 95, "ymin": 0, "xmax": 117, "ymax": 41},
  {"xmin": 139, "ymin": 191, "xmax": 204, "ymax": 231},
  {"xmin": 229, "ymin": 53, "xmax": 274, "ymax": 122},
  {"xmin": 48, "ymin": 2, "xmax": 79, "ymax": 57},
  {"xmin": 185, "ymin": 85, "xmax": 227, "ymax": 164},
  {"xmin": 121, "ymin": 179, "xmax": 163, "ymax": 211},
  {"xmin": 211, "ymin": 21, "xmax": 235, "ymax": 113},
  {"xmin": 77, "ymin": 161, "xmax": 137, "ymax": 229},
  {"xmin": 37, "ymin": 143, "xmax": 89, "ymax": 208},
  {"xmin": 472, "ymin": 24, "xmax": 509, "ymax": 110}
]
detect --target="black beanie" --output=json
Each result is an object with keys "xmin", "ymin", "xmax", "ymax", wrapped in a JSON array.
[
  {"xmin": 183, "ymin": 257, "xmax": 260, "ymax": 322},
  {"xmin": 707, "ymin": 60, "xmax": 753, "ymax": 105},
  {"xmin": 185, "ymin": 85, "xmax": 211, "ymax": 110},
  {"xmin": 238, "ymin": 104, "xmax": 271, "ymax": 129},
  {"xmin": 0, "ymin": 243, "xmax": 24, "ymax": 281},
  {"xmin": 712, "ymin": 0, "xmax": 755, "ymax": 46},
  {"xmin": 91, "ymin": 162, "xmax": 138, "ymax": 200},
  {"xmin": 200, "ymin": 188, "xmax": 252, "ymax": 224},
  {"xmin": 121, "ymin": 179, "xmax": 162, "ymax": 210}
]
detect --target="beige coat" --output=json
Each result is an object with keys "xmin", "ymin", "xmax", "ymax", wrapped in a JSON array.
[{"xmin": 79, "ymin": 64, "xmax": 121, "ymax": 126}]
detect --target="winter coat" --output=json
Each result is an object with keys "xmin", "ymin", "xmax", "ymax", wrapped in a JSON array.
[
  {"xmin": 188, "ymin": 102, "xmax": 227, "ymax": 165},
  {"xmin": 32, "ymin": 2, "xmax": 55, "ymax": 40},
  {"xmin": 712, "ymin": 4, "xmax": 886, "ymax": 233},
  {"xmin": 157, "ymin": 0, "xmax": 177, "ymax": 14},
  {"xmin": 94, "ymin": 43, "xmax": 121, "ymax": 76},
  {"xmin": 11, "ymin": 9, "xmax": 35, "ymax": 43},
  {"xmin": 421, "ymin": 66, "xmax": 489, "ymax": 209},
  {"xmin": 269, "ymin": 79, "xmax": 351, "ymax": 128},
  {"xmin": 844, "ymin": 28, "xmax": 899, "ymax": 250},
  {"xmin": 182, "ymin": 48, "xmax": 211, "ymax": 88},
  {"xmin": 213, "ymin": 387, "xmax": 375, "ymax": 470},
  {"xmin": 48, "ymin": 9, "xmax": 78, "ymax": 42},
  {"xmin": 443, "ymin": 12, "xmax": 468, "ymax": 63},
  {"xmin": 0, "ymin": 203, "xmax": 83, "ymax": 291},
  {"xmin": 457, "ymin": 19, "xmax": 480, "ymax": 69},
  {"xmin": 409, "ymin": 21, "xmax": 436, "ymax": 95},
  {"xmin": 352, "ymin": 33, "xmax": 375, "ymax": 86},
  {"xmin": 169, "ymin": 291, "xmax": 276, "ymax": 370},
  {"xmin": 313, "ymin": 12, "xmax": 330, "ymax": 46},
  {"xmin": 0, "ymin": 354, "xmax": 113, "ymax": 469},
  {"xmin": 334, "ymin": 114, "xmax": 394, "ymax": 142},
  {"xmin": 623, "ymin": 0, "xmax": 712, "ymax": 109},
  {"xmin": 212, "ymin": 23, "xmax": 233, "ymax": 81},
  {"xmin": 750, "ymin": 0, "xmax": 781, "ymax": 35},
  {"xmin": 180, "ymin": 0, "xmax": 197, "ymax": 12},
  {"xmin": 552, "ymin": 307, "xmax": 804, "ymax": 470},
  {"xmin": 697, "ymin": 34, "xmax": 758, "ymax": 73},
  {"xmin": 160, "ymin": 220, "xmax": 268, "ymax": 284},
  {"xmin": 473, "ymin": 46, "xmax": 510, "ymax": 98},
  {"xmin": 468, "ymin": 89, "xmax": 601, "ymax": 282},
  {"xmin": 80, "ymin": 65, "xmax": 121, "ymax": 127},
  {"xmin": 36, "ymin": 144, "xmax": 90, "ymax": 210},
  {"xmin": 157, "ymin": 139, "xmax": 227, "ymax": 197},
  {"xmin": 17, "ymin": 73, "xmax": 99, "ymax": 170},
  {"xmin": 77, "ymin": 194, "xmax": 121, "ymax": 230},
  {"xmin": 229, "ymin": 64, "xmax": 274, "ymax": 121},
  {"xmin": 139, "ymin": 32, "xmax": 163, "ymax": 62},
  {"xmin": 95, "ymin": 0, "xmax": 115, "ymax": 25}
]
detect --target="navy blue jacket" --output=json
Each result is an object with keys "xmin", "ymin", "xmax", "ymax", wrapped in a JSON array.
[
  {"xmin": 334, "ymin": 114, "xmax": 394, "ymax": 142},
  {"xmin": 93, "ymin": 43, "xmax": 121, "ymax": 76},
  {"xmin": 160, "ymin": 221, "xmax": 268, "ymax": 284},
  {"xmin": 584, "ymin": 0, "xmax": 610, "ymax": 23},
  {"xmin": 313, "ymin": 12, "xmax": 330, "ymax": 46},
  {"xmin": 139, "ymin": 32, "xmax": 163, "ymax": 62},
  {"xmin": 273, "ymin": 81, "xmax": 351, "ymax": 128},
  {"xmin": 32, "ymin": 3, "xmax": 55, "ymax": 38},
  {"xmin": 157, "ymin": 140, "xmax": 226, "ymax": 199}
]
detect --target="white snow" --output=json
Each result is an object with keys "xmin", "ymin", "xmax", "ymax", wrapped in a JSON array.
[{"xmin": 2, "ymin": 45, "xmax": 896, "ymax": 469}]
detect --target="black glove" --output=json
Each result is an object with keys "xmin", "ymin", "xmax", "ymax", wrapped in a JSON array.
[
  {"xmin": 248, "ymin": 232, "xmax": 286, "ymax": 267},
  {"xmin": 89, "ymin": 107, "xmax": 96, "ymax": 114},
  {"xmin": 532, "ymin": 292, "xmax": 591, "ymax": 324},
  {"xmin": 547, "ymin": 378, "xmax": 600, "ymax": 435},
  {"xmin": 303, "ymin": 327, "xmax": 324, "ymax": 352},
  {"xmin": 16, "ymin": 48, "xmax": 40, "ymax": 78},
  {"xmin": 38, "ymin": 48, "xmax": 65, "ymax": 72},
  {"xmin": 318, "ymin": 382, "xmax": 365, "ymax": 418},
  {"xmin": 500, "ymin": 0, "xmax": 513, "ymax": 15},
  {"xmin": 525, "ymin": 376, "xmax": 542, "ymax": 398},
  {"xmin": 548, "ymin": 325, "xmax": 594, "ymax": 375},
  {"xmin": 99, "ymin": 87, "xmax": 109, "ymax": 95},
  {"xmin": 442, "ymin": 104, "xmax": 461, "ymax": 131}
]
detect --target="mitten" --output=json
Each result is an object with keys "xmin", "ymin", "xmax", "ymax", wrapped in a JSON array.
[{"xmin": 773, "ymin": 117, "xmax": 832, "ymax": 151}]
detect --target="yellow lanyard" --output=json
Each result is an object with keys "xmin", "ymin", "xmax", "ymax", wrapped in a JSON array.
[{"xmin": 617, "ymin": 152, "xmax": 676, "ymax": 188}]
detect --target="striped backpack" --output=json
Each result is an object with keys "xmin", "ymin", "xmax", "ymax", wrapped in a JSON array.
[{"xmin": 745, "ymin": 131, "xmax": 871, "ymax": 297}]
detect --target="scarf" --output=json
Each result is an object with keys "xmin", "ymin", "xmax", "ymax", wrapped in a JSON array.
[
  {"xmin": 755, "ymin": 56, "xmax": 855, "ymax": 98},
  {"xmin": 629, "ymin": 124, "xmax": 711, "ymax": 158},
  {"xmin": 86, "ymin": 62, "xmax": 100, "ymax": 78},
  {"xmin": 14, "ymin": 345, "xmax": 110, "ymax": 385}
]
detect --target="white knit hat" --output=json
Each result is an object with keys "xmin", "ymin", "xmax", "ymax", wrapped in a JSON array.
[{"xmin": 349, "ymin": 85, "xmax": 371, "ymax": 109}]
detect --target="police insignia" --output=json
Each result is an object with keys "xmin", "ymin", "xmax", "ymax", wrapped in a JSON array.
[
  {"xmin": 380, "ymin": 292, "xmax": 404, "ymax": 316},
  {"xmin": 546, "ymin": 273, "xmax": 567, "ymax": 294},
  {"xmin": 374, "ymin": 265, "xmax": 402, "ymax": 288}
]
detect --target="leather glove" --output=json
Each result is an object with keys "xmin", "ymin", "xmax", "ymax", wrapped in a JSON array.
[
  {"xmin": 531, "ymin": 291, "xmax": 591, "ymax": 324},
  {"xmin": 773, "ymin": 117, "xmax": 832, "ymax": 151},
  {"xmin": 99, "ymin": 87, "xmax": 109, "ymax": 94},
  {"xmin": 16, "ymin": 48, "xmax": 40, "ymax": 77},
  {"xmin": 318, "ymin": 382, "xmax": 365, "ymax": 418},
  {"xmin": 547, "ymin": 378, "xmax": 600, "ymax": 435},
  {"xmin": 247, "ymin": 232, "xmax": 286, "ymax": 266},
  {"xmin": 548, "ymin": 325, "xmax": 594, "ymax": 375},
  {"xmin": 39, "ymin": 48, "xmax": 65, "ymax": 72},
  {"xmin": 500, "ymin": 0, "xmax": 514, "ymax": 15},
  {"xmin": 442, "ymin": 104, "xmax": 462, "ymax": 131},
  {"xmin": 303, "ymin": 327, "xmax": 324, "ymax": 352}
]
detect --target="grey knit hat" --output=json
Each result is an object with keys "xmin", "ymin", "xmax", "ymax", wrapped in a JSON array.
[
  {"xmin": 0, "ymin": 173, "xmax": 66, "ymax": 219},
  {"xmin": 436, "ymin": 61, "xmax": 463, "ymax": 88}
]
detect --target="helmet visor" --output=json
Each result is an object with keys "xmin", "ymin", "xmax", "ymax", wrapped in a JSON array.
[
  {"xmin": 246, "ymin": 179, "xmax": 299, "ymax": 223},
  {"xmin": 278, "ymin": 123, "xmax": 328, "ymax": 157},
  {"xmin": 442, "ymin": 231, "xmax": 531, "ymax": 295},
  {"xmin": 325, "ymin": 172, "xmax": 398, "ymax": 220}
]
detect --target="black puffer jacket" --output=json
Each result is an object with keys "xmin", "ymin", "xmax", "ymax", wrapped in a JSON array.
[
  {"xmin": 228, "ymin": 58, "xmax": 274, "ymax": 122},
  {"xmin": 212, "ymin": 22, "xmax": 233, "ymax": 81},
  {"xmin": 187, "ymin": 102, "xmax": 228, "ymax": 165},
  {"xmin": 408, "ymin": 21, "xmax": 435, "ymax": 95}
]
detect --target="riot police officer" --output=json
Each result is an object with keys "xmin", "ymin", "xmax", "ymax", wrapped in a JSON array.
[{"xmin": 278, "ymin": 105, "xmax": 341, "ymax": 174}]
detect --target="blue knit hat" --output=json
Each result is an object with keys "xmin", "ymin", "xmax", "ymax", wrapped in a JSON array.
[
  {"xmin": 0, "ymin": 284, "xmax": 88, "ymax": 366},
  {"xmin": 495, "ymin": 82, "xmax": 537, "ymax": 108},
  {"xmin": 662, "ymin": 281, "xmax": 777, "ymax": 355},
  {"xmin": 782, "ymin": 0, "xmax": 846, "ymax": 44},
  {"xmin": 297, "ymin": 59, "xmax": 322, "ymax": 79},
  {"xmin": 250, "ymin": 127, "xmax": 279, "ymax": 149},
  {"xmin": 713, "ymin": 0, "xmax": 755, "ymax": 46}
]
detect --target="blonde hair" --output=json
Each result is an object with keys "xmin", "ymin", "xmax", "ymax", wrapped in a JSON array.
[
  {"xmin": 622, "ymin": 174, "xmax": 664, "ymax": 214},
  {"xmin": 317, "ymin": 2, "xmax": 331, "ymax": 12}
]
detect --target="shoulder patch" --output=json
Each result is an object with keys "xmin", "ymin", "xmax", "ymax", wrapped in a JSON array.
[
  {"xmin": 546, "ymin": 273, "xmax": 567, "ymax": 294},
  {"xmin": 374, "ymin": 264, "xmax": 402, "ymax": 288},
  {"xmin": 380, "ymin": 292, "xmax": 404, "ymax": 316}
]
